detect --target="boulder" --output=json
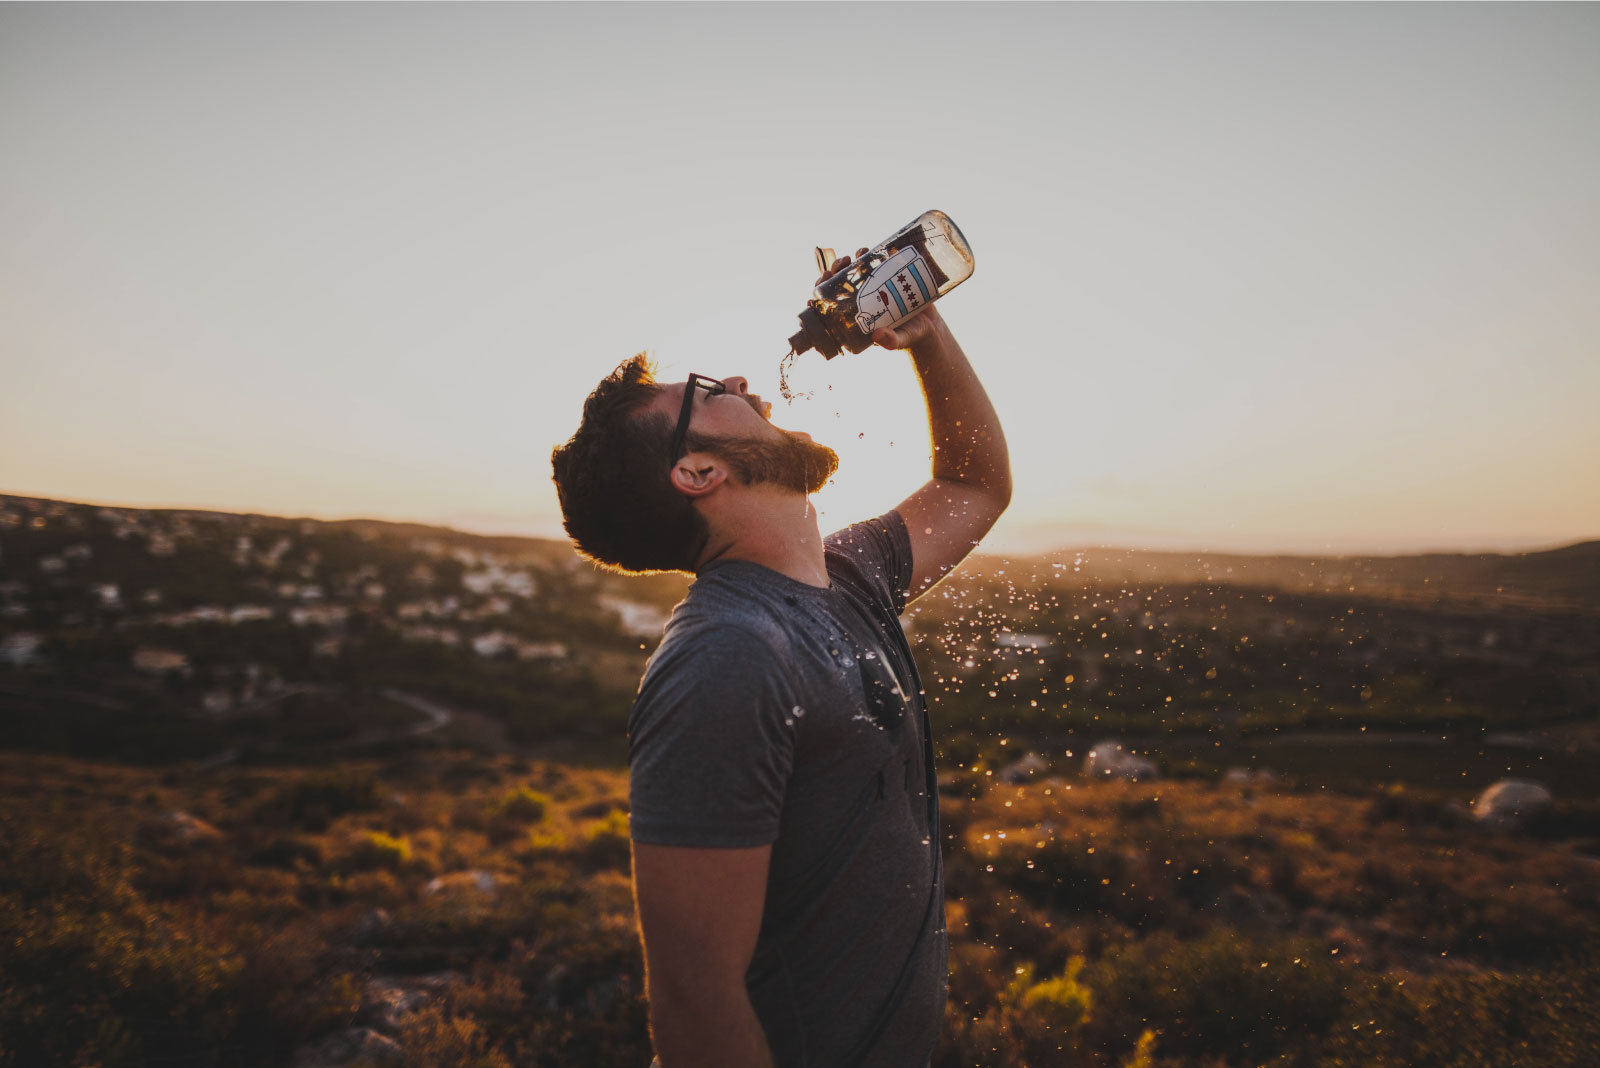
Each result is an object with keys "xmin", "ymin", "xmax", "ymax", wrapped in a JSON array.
[
  {"xmin": 360, "ymin": 973, "xmax": 455, "ymax": 1033},
  {"xmin": 289, "ymin": 1028, "xmax": 403, "ymax": 1068},
  {"xmin": 1473, "ymin": 779, "xmax": 1553, "ymax": 830},
  {"xmin": 1083, "ymin": 741, "xmax": 1159, "ymax": 782},
  {"xmin": 142, "ymin": 810, "xmax": 224, "ymax": 850},
  {"xmin": 997, "ymin": 751, "xmax": 1050, "ymax": 784},
  {"xmin": 424, "ymin": 869, "xmax": 502, "ymax": 898}
]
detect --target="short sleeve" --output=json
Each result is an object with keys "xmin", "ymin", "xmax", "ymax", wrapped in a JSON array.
[
  {"xmin": 627, "ymin": 624, "xmax": 798, "ymax": 848},
  {"xmin": 824, "ymin": 511, "xmax": 915, "ymax": 616}
]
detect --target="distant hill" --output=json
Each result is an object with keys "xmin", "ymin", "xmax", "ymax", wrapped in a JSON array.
[
  {"xmin": 1008, "ymin": 541, "xmax": 1600, "ymax": 611},
  {"xmin": 5, "ymin": 493, "xmax": 1594, "ymax": 610}
]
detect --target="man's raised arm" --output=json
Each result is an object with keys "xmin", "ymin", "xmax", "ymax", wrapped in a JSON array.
[{"xmin": 872, "ymin": 303, "xmax": 1011, "ymax": 599}]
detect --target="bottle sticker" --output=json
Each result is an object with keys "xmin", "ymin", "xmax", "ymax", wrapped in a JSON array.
[{"xmin": 854, "ymin": 247, "xmax": 938, "ymax": 334}]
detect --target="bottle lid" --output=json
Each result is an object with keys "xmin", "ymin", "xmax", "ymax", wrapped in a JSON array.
[{"xmin": 790, "ymin": 306, "xmax": 841, "ymax": 360}]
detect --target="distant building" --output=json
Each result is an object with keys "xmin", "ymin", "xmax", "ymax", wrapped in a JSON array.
[
  {"xmin": 290, "ymin": 605, "xmax": 348, "ymax": 627},
  {"xmin": 229, "ymin": 605, "xmax": 273, "ymax": 624},
  {"xmin": 132, "ymin": 647, "xmax": 190, "ymax": 675},
  {"xmin": 37, "ymin": 556, "xmax": 65, "ymax": 574},
  {"xmin": 598, "ymin": 595, "xmax": 668, "ymax": 638},
  {"xmin": 95, "ymin": 584, "xmax": 121, "ymax": 608},
  {"xmin": 1, "ymin": 633, "xmax": 44, "ymax": 666},
  {"xmin": 462, "ymin": 565, "xmax": 535, "ymax": 598},
  {"xmin": 147, "ymin": 533, "xmax": 177, "ymax": 556},
  {"xmin": 62, "ymin": 543, "xmax": 93, "ymax": 561},
  {"xmin": 201, "ymin": 689, "xmax": 235, "ymax": 716},
  {"xmin": 472, "ymin": 631, "xmax": 511, "ymax": 658},
  {"xmin": 994, "ymin": 631, "xmax": 1055, "ymax": 657}
]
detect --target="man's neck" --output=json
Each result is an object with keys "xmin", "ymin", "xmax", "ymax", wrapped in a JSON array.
[{"xmin": 695, "ymin": 487, "xmax": 829, "ymax": 588}]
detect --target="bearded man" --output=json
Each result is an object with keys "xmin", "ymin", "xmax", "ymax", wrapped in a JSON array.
[{"xmin": 550, "ymin": 254, "xmax": 1010, "ymax": 1068}]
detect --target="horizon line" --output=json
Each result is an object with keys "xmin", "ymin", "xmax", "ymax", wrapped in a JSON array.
[{"xmin": 3, "ymin": 488, "xmax": 1594, "ymax": 563}]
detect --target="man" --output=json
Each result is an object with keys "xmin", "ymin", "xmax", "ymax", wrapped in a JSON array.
[{"xmin": 550, "ymin": 253, "xmax": 1009, "ymax": 1068}]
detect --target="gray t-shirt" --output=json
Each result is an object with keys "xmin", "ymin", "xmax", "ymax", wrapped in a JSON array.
[{"xmin": 629, "ymin": 512, "xmax": 945, "ymax": 1068}]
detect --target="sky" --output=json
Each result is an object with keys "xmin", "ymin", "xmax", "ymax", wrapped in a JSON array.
[{"xmin": 2, "ymin": 3, "xmax": 1597, "ymax": 557}]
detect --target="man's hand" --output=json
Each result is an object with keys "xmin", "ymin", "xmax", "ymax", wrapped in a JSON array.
[{"xmin": 870, "ymin": 303, "xmax": 947, "ymax": 353}]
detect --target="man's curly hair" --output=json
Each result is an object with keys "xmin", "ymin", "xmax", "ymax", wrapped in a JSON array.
[{"xmin": 550, "ymin": 355, "xmax": 710, "ymax": 574}]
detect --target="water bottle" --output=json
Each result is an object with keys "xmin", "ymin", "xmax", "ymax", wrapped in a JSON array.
[{"xmin": 787, "ymin": 210, "xmax": 975, "ymax": 360}]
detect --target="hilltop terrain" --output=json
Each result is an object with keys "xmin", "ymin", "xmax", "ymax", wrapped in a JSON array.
[{"xmin": 4, "ymin": 494, "xmax": 1599, "ymax": 1066}]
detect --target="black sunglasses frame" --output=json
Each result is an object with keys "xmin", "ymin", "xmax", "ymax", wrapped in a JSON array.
[{"xmin": 670, "ymin": 374, "xmax": 726, "ymax": 462}]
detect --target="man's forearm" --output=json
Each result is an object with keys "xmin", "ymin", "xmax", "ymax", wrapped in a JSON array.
[
  {"xmin": 650, "ymin": 986, "xmax": 776, "ymax": 1068},
  {"xmin": 906, "ymin": 311, "xmax": 1012, "ymax": 505}
]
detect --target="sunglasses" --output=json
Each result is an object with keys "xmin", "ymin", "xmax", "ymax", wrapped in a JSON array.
[{"xmin": 670, "ymin": 373, "xmax": 726, "ymax": 462}]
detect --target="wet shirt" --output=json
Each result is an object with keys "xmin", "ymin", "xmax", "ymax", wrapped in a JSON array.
[{"xmin": 629, "ymin": 512, "xmax": 945, "ymax": 1068}]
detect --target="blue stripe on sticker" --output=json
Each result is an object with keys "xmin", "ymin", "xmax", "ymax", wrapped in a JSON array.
[{"xmin": 906, "ymin": 260, "xmax": 933, "ymax": 302}]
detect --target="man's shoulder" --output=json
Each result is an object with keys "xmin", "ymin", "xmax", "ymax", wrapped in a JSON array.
[{"xmin": 645, "ymin": 578, "xmax": 792, "ymax": 679}]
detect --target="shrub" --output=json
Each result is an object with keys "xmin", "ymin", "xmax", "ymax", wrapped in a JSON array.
[
  {"xmin": 255, "ymin": 770, "xmax": 380, "ymax": 831},
  {"xmin": 1083, "ymin": 930, "xmax": 1349, "ymax": 1063},
  {"xmin": 349, "ymin": 831, "xmax": 411, "ymax": 872},
  {"xmin": 497, "ymin": 787, "xmax": 552, "ymax": 824},
  {"xmin": 580, "ymin": 810, "xmax": 631, "ymax": 871},
  {"xmin": 1011, "ymin": 957, "xmax": 1093, "ymax": 1033}
]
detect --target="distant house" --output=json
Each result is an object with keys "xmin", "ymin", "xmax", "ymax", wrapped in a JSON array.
[
  {"xmin": 147, "ymin": 534, "xmax": 177, "ymax": 557},
  {"xmin": 132, "ymin": 647, "xmax": 190, "ymax": 675},
  {"xmin": 597, "ymin": 595, "xmax": 668, "ymax": 639},
  {"xmin": 37, "ymin": 556, "xmax": 65, "ymax": 574},
  {"xmin": 62, "ymin": 543, "xmax": 93, "ymax": 561},
  {"xmin": 401, "ymin": 625, "xmax": 462, "ymax": 647},
  {"xmin": 516, "ymin": 640, "xmax": 568, "ymax": 662},
  {"xmin": 201, "ymin": 689, "xmax": 235, "ymax": 716},
  {"xmin": 1, "ymin": 633, "xmax": 44, "ymax": 666},
  {"xmin": 290, "ymin": 605, "xmax": 348, "ymax": 627},
  {"xmin": 462, "ymin": 565, "xmax": 536, "ymax": 598},
  {"xmin": 229, "ymin": 605, "xmax": 273, "ymax": 624},
  {"xmin": 472, "ymin": 631, "xmax": 512, "ymax": 658},
  {"xmin": 994, "ymin": 631, "xmax": 1055, "ymax": 657}
]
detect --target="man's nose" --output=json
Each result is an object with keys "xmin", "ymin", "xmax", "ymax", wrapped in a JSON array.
[{"xmin": 721, "ymin": 376, "xmax": 749, "ymax": 396}]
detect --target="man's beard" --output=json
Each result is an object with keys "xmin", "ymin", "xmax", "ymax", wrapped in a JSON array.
[{"xmin": 688, "ymin": 429, "xmax": 839, "ymax": 495}]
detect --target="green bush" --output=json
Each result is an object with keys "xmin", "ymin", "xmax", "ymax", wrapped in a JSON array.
[
  {"xmin": 349, "ymin": 831, "xmax": 411, "ymax": 872},
  {"xmin": 254, "ymin": 770, "xmax": 380, "ymax": 831},
  {"xmin": 1084, "ymin": 930, "xmax": 1348, "ymax": 1063},
  {"xmin": 497, "ymin": 786, "xmax": 552, "ymax": 824}
]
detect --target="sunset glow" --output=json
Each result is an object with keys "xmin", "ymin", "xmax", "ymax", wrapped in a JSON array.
[{"xmin": 3, "ymin": 4, "xmax": 1596, "ymax": 555}]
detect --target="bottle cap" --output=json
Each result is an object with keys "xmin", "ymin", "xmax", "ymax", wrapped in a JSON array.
[{"xmin": 790, "ymin": 307, "xmax": 841, "ymax": 360}]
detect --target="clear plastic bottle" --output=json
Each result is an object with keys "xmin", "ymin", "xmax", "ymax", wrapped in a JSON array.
[{"xmin": 787, "ymin": 210, "xmax": 975, "ymax": 359}]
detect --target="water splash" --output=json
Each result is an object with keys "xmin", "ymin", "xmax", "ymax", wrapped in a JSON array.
[{"xmin": 778, "ymin": 349, "xmax": 813, "ymax": 403}]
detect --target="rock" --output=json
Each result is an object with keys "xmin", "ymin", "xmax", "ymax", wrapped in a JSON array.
[
  {"xmin": 360, "ymin": 972, "xmax": 456, "ymax": 1033},
  {"xmin": 1083, "ymin": 741, "xmax": 1159, "ymax": 782},
  {"xmin": 143, "ymin": 810, "xmax": 224, "ymax": 849},
  {"xmin": 349, "ymin": 908, "xmax": 395, "ymax": 945},
  {"xmin": 1473, "ymin": 779, "xmax": 1553, "ymax": 830},
  {"xmin": 997, "ymin": 751, "xmax": 1050, "ymax": 784},
  {"xmin": 424, "ymin": 869, "xmax": 502, "ymax": 898},
  {"xmin": 289, "ymin": 1028, "xmax": 403, "ymax": 1068}
]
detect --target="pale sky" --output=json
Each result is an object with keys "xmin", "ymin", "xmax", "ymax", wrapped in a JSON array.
[{"xmin": 3, "ymin": 3, "xmax": 1597, "ymax": 555}]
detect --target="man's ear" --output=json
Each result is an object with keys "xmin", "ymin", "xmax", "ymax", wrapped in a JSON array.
[{"xmin": 669, "ymin": 453, "xmax": 728, "ymax": 499}]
